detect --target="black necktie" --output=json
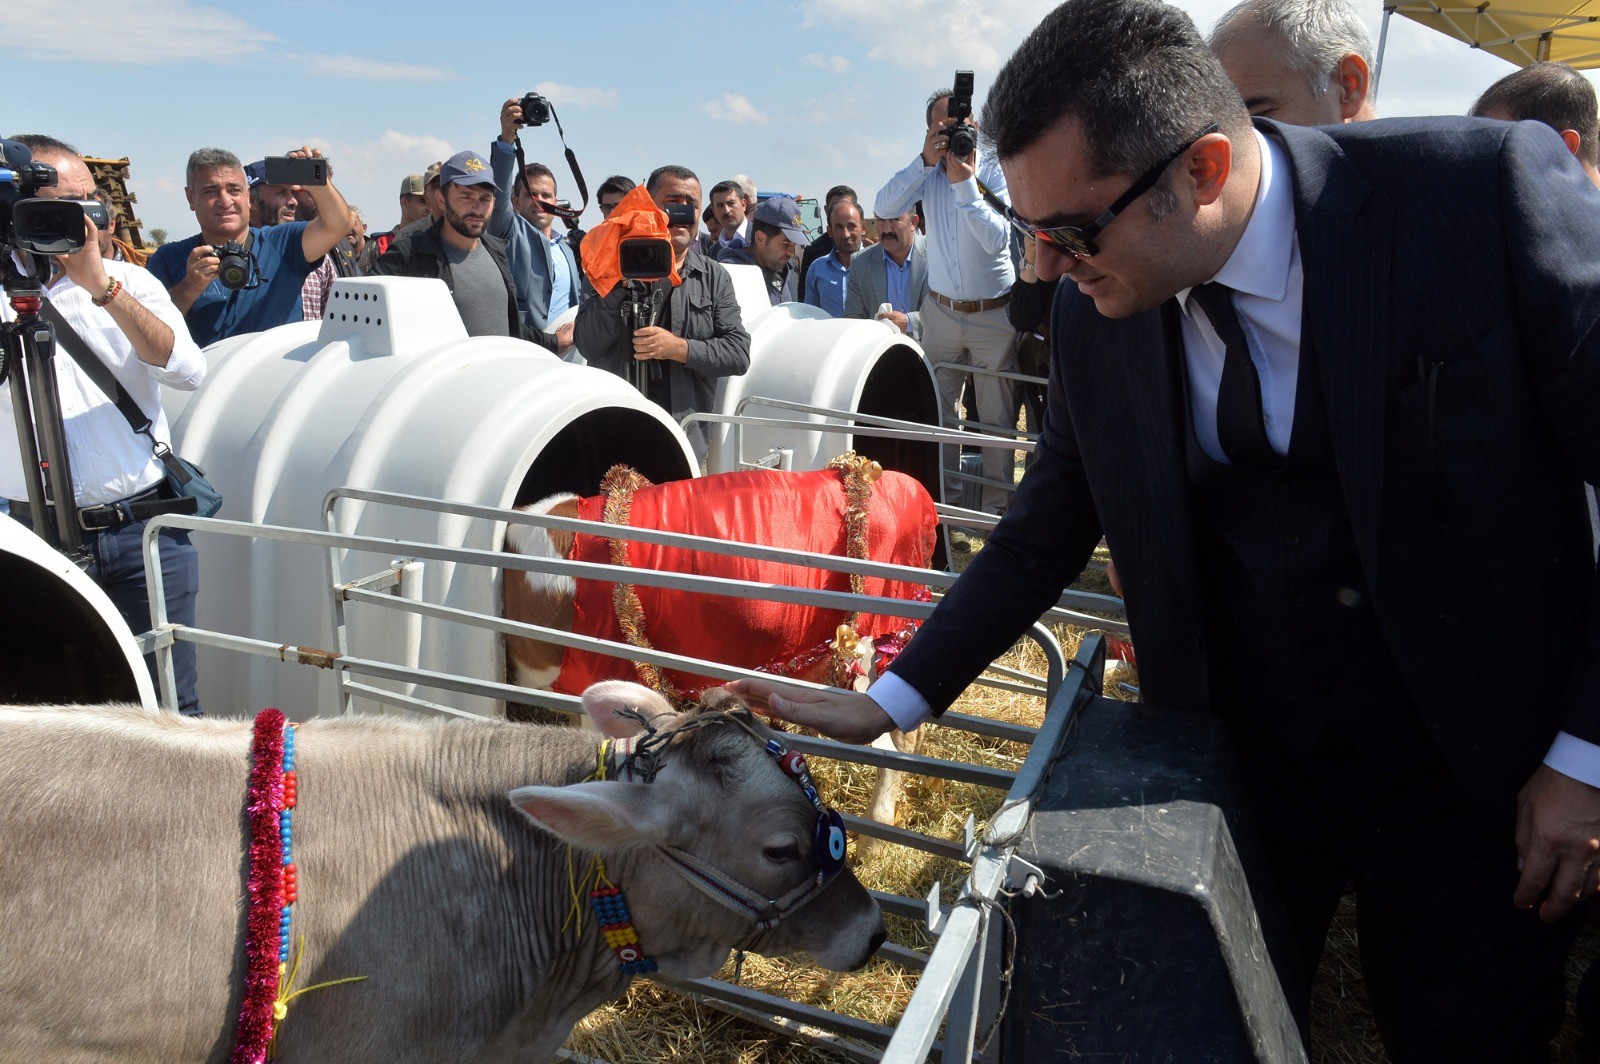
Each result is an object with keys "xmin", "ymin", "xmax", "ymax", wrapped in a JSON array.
[{"xmin": 1190, "ymin": 282, "xmax": 1278, "ymax": 469}]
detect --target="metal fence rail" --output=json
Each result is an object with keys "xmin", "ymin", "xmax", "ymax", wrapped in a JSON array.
[
  {"xmin": 137, "ymin": 499, "xmax": 1098, "ymax": 1063},
  {"xmin": 881, "ymin": 634, "xmax": 1106, "ymax": 1064}
]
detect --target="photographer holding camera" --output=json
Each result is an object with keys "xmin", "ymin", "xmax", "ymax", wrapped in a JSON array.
[
  {"xmin": 148, "ymin": 146, "xmax": 352, "ymax": 347},
  {"xmin": 874, "ymin": 78, "xmax": 1017, "ymax": 526},
  {"xmin": 1, "ymin": 134, "xmax": 206, "ymax": 713},
  {"xmin": 573, "ymin": 165, "xmax": 750, "ymax": 461},
  {"xmin": 491, "ymin": 96, "xmax": 582, "ymax": 354}
]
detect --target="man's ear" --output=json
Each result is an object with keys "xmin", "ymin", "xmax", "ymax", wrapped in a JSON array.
[
  {"xmin": 1186, "ymin": 134, "xmax": 1234, "ymax": 208},
  {"xmin": 1560, "ymin": 128, "xmax": 1585, "ymax": 160},
  {"xmin": 510, "ymin": 780, "xmax": 672, "ymax": 851},
  {"xmin": 1336, "ymin": 53, "xmax": 1373, "ymax": 122}
]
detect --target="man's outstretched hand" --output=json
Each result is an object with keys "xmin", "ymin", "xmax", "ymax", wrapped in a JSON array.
[
  {"xmin": 1514, "ymin": 763, "xmax": 1600, "ymax": 921},
  {"xmin": 724, "ymin": 678, "xmax": 894, "ymax": 745}
]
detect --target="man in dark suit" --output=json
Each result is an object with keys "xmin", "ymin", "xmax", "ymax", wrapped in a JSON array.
[{"xmin": 731, "ymin": 0, "xmax": 1600, "ymax": 1058}]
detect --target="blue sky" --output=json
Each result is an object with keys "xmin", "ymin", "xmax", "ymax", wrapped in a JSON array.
[{"xmin": 5, "ymin": 0, "xmax": 1589, "ymax": 239}]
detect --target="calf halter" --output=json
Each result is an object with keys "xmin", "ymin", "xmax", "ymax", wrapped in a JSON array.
[{"xmin": 646, "ymin": 732, "xmax": 848, "ymax": 933}]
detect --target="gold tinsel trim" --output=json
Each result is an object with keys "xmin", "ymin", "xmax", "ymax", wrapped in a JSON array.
[{"xmin": 597, "ymin": 456, "xmax": 881, "ymax": 701}]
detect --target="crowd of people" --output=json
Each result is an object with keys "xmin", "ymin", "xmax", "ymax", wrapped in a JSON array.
[{"xmin": 5, "ymin": 0, "xmax": 1600, "ymax": 1056}]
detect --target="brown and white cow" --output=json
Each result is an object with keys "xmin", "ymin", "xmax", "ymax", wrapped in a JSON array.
[
  {"xmin": 0, "ymin": 684, "xmax": 884, "ymax": 1064},
  {"xmin": 501, "ymin": 465, "xmax": 937, "ymax": 826}
]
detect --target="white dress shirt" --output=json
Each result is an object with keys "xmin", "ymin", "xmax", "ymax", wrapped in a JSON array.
[
  {"xmin": 870, "ymin": 131, "xmax": 1600, "ymax": 787},
  {"xmin": 1, "ymin": 258, "xmax": 205, "ymax": 506},
  {"xmin": 874, "ymin": 147, "xmax": 1014, "ymax": 301}
]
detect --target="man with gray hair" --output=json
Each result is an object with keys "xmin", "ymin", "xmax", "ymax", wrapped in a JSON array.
[
  {"xmin": 149, "ymin": 145, "xmax": 352, "ymax": 346},
  {"xmin": 1209, "ymin": 0, "xmax": 1376, "ymax": 125}
]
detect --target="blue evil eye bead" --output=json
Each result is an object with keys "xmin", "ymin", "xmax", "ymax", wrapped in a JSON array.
[
  {"xmin": 815, "ymin": 809, "xmax": 847, "ymax": 874},
  {"xmin": 766, "ymin": 739, "xmax": 785, "ymax": 758}
]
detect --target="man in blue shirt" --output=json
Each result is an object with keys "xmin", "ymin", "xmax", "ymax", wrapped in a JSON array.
[
  {"xmin": 875, "ymin": 90, "xmax": 1017, "ymax": 517},
  {"xmin": 148, "ymin": 147, "xmax": 352, "ymax": 348},
  {"xmin": 803, "ymin": 199, "xmax": 865, "ymax": 318}
]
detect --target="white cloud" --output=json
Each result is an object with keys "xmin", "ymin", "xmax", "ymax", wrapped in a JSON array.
[
  {"xmin": 295, "ymin": 54, "xmax": 454, "ymax": 83},
  {"xmin": 702, "ymin": 93, "xmax": 771, "ymax": 125},
  {"xmin": 802, "ymin": 0, "xmax": 1055, "ymax": 73},
  {"xmin": 533, "ymin": 82, "xmax": 621, "ymax": 110},
  {"xmin": 0, "ymin": 0, "xmax": 274, "ymax": 65},
  {"xmin": 803, "ymin": 54, "xmax": 852, "ymax": 74}
]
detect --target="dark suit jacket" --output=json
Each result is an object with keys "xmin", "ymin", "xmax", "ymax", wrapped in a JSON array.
[{"xmin": 889, "ymin": 117, "xmax": 1600, "ymax": 808}]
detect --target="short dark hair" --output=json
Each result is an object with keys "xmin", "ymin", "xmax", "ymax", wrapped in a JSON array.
[
  {"xmin": 709, "ymin": 179, "xmax": 743, "ymax": 200},
  {"xmin": 646, "ymin": 164, "xmax": 699, "ymax": 194},
  {"xmin": 518, "ymin": 161, "xmax": 556, "ymax": 192},
  {"xmin": 7, "ymin": 133, "xmax": 80, "ymax": 161},
  {"xmin": 983, "ymin": 0, "xmax": 1249, "ymax": 213},
  {"xmin": 1471, "ymin": 61, "xmax": 1600, "ymax": 166},
  {"xmin": 823, "ymin": 184, "xmax": 857, "ymax": 209},
  {"xmin": 702, "ymin": 204, "xmax": 717, "ymax": 225},
  {"xmin": 597, "ymin": 174, "xmax": 637, "ymax": 199}
]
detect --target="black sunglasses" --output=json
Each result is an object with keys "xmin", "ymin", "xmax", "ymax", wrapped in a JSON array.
[{"xmin": 1007, "ymin": 121, "xmax": 1220, "ymax": 259}]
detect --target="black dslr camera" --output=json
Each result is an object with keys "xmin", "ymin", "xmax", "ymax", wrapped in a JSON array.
[
  {"xmin": 939, "ymin": 70, "xmax": 977, "ymax": 160},
  {"xmin": 210, "ymin": 241, "xmax": 253, "ymax": 290},
  {"xmin": 518, "ymin": 91, "xmax": 553, "ymax": 127}
]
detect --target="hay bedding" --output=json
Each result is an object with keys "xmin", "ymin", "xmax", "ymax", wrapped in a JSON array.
[{"xmin": 564, "ymin": 549, "xmax": 1600, "ymax": 1062}]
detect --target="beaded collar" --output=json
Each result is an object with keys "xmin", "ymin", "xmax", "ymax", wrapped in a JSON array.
[
  {"xmin": 232, "ymin": 711, "xmax": 362, "ymax": 1063},
  {"xmin": 565, "ymin": 738, "xmax": 658, "ymax": 976}
]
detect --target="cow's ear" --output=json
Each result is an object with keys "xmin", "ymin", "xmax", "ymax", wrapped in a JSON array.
[
  {"xmin": 510, "ymin": 781, "xmax": 669, "ymax": 851},
  {"xmin": 580, "ymin": 681, "xmax": 677, "ymax": 739}
]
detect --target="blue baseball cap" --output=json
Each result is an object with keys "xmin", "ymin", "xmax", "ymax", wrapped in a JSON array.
[
  {"xmin": 439, "ymin": 150, "xmax": 495, "ymax": 189},
  {"xmin": 752, "ymin": 195, "xmax": 809, "ymax": 245},
  {"xmin": 243, "ymin": 160, "xmax": 267, "ymax": 188}
]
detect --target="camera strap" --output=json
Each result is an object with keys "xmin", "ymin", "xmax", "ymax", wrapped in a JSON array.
[
  {"xmin": 37, "ymin": 298, "xmax": 153, "ymax": 437},
  {"xmin": 514, "ymin": 103, "xmax": 589, "ymax": 223},
  {"xmin": 36, "ymin": 297, "xmax": 192, "ymax": 489}
]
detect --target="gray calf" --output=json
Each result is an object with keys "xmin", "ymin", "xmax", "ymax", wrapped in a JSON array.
[{"xmin": 0, "ymin": 683, "xmax": 884, "ymax": 1062}]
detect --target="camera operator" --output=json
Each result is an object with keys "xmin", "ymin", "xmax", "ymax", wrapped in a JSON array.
[
  {"xmin": 573, "ymin": 165, "xmax": 750, "ymax": 461},
  {"xmin": 1, "ymin": 134, "xmax": 206, "ymax": 713},
  {"xmin": 148, "ymin": 146, "xmax": 352, "ymax": 347},
  {"xmin": 875, "ymin": 83, "xmax": 1016, "ymax": 520}
]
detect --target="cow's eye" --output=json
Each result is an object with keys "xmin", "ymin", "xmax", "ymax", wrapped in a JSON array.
[{"xmin": 763, "ymin": 842, "xmax": 802, "ymax": 864}]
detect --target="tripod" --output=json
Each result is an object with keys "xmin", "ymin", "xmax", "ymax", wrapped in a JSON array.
[
  {"xmin": 619, "ymin": 279, "xmax": 667, "ymax": 396},
  {"xmin": 2, "ymin": 253, "xmax": 87, "ymax": 563}
]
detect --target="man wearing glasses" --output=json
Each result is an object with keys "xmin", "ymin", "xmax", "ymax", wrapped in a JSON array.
[
  {"xmin": 873, "ymin": 87, "xmax": 1017, "ymax": 524},
  {"xmin": 734, "ymin": 0, "xmax": 1600, "ymax": 1058}
]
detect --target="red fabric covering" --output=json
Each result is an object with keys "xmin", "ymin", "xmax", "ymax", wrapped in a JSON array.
[{"xmin": 553, "ymin": 468, "xmax": 937, "ymax": 699}]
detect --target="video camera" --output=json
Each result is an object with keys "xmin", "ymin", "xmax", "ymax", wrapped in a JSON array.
[
  {"xmin": 0, "ymin": 138, "xmax": 91, "ymax": 259},
  {"xmin": 939, "ymin": 70, "xmax": 977, "ymax": 160}
]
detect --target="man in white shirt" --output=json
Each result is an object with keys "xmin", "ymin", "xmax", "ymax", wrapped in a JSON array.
[
  {"xmin": 2, "ymin": 135, "xmax": 207, "ymax": 713},
  {"xmin": 875, "ymin": 88, "xmax": 1018, "ymax": 518}
]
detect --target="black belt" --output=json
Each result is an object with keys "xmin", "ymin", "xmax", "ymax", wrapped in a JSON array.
[{"xmin": 8, "ymin": 484, "xmax": 193, "ymax": 533}]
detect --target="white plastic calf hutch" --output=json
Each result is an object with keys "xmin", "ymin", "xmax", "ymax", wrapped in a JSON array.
[
  {"xmin": 0, "ymin": 516, "xmax": 156, "ymax": 709},
  {"xmin": 167, "ymin": 277, "xmax": 698, "ymax": 719}
]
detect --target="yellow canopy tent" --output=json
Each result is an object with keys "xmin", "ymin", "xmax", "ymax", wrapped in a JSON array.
[{"xmin": 1379, "ymin": 0, "xmax": 1600, "ymax": 79}]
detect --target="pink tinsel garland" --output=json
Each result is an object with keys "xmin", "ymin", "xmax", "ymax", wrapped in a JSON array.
[{"xmin": 232, "ymin": 708, "xmax": 287, "ymax": 1064}]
